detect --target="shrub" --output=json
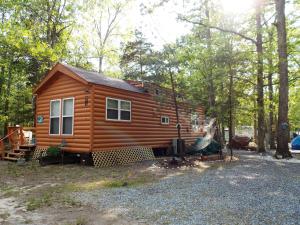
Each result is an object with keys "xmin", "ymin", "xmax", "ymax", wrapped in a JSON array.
[{"xmin": 47, "ymin": 146, "xmax": 61, "ymax": 157}]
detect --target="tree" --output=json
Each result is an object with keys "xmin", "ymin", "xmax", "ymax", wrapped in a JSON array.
[
  {"xmin": 275, "ymin": 0, "xmax": 292, "ymax": 158},
  {"xmin": 179, "ymin": 0, "xmax": 266, "ymax": 152},
  {"xmin": 254, "ymin": 0, "xmax": 266, "ymax": 153},
  {"xmin": 84, "ymin": 0, "xmax": 128, "ymax": 73},
  {"xmin": 120, "ymin": 30, "xmax": 154, "ymax": 80},
  {"xmin": 263, "ymin": 14, "xmax": 277, "ymax": 149},
  {"xmin": 0, "ymin": 0, "xmax": 76, "ymax": 135}
]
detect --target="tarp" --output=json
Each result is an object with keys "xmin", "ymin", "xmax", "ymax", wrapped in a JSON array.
[
  {"xmin": 291, "ymin": 136, "xmax": 300, "ymax": 150},
  {"xmin": 186, "ymin": 138, "xmax": 221, "ymax": 156}
]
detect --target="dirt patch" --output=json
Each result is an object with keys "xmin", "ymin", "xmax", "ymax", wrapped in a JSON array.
[
  {"xmin": 0, "ymin": 158, "xmax": 231, "ymax": 224},
  {"xmin": 0, "ymin": 160, "xmax": 165, "ymax": 224},
  {"xmin": 0, "ymin": 196, "xmax": 136, "ymax": 225}
]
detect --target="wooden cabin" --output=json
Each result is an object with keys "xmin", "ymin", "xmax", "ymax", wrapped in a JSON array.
[{"xmin": 33, "ymin": 63, "xmax": 204, "ymax": 164}]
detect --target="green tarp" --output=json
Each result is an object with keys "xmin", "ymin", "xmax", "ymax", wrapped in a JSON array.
[{"xmin": 187, "ymin": 137, "xmax": 221, "ymax": 156}]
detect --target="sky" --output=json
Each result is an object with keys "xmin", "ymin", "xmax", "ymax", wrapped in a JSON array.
[
  {"xmin": 85, "ymin": 0, "xmax": 255, "ymax": 71},
  {"xmin": 126, "ymin": 0, "xmax": 193, "ymax": 49},
  {"xmin": 125, "ymin": 0, "xmax": 255, "ymax": 49},
  {"xmin": 84, "ymin": 0, "xmax": 299, "ymax": 71}
]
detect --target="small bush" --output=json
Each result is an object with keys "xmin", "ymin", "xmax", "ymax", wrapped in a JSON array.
[{"xmin": 47, "ymin": 146, "xmax": 61, "ymax": 157}]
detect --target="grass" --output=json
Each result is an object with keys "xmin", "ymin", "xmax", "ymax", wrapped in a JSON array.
[
  {"xmin": 64, "ymin": 175, "xmax": 153, "ymax": 192},
  {"xmin": 75, "ymin": 217, "xmax": 88, "ymax": 225},
  {"xmin": 0, "ymin": 212, "xmax": 10, "ymax": 220},
  {"xmin": 64, "ymin": 217, "xmax": 88, "ymax": 225},
  {"xmin": 25, "ymin": 186, "xmax": 81, "ymax": 211},
  {"xmin": 0, "ymin": 162, "xmax": 157, "ymax": 212},
  {"xmin": 0, "ymin": 159, "xmax": 213, "ymax": 212},
  {"xmin": 0, "ymin": 185, "xmax": 19, "ymax": 198},
  {"xmin": 26, "ymin": 191, "xmax": 53, "ymax": 211}
]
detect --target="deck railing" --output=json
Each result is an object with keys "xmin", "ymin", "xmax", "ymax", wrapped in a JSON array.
[{"xmin": 0, "ymin": 128, "xmax": 20, "ymax": 158}]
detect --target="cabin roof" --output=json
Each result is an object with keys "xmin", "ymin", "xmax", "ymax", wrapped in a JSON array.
[
  {"xmin": 62, "ymin": 63, "xmax": 144, "ymax": 93},
  {"xmin": 34, "ymin": 63, "xmax": 145, "ymax": 94}
]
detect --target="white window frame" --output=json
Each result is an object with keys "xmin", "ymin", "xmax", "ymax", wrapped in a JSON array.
[
  {"xmin": 106, "ymin": 97, "xmax": 131, "ymax": 122},
  {"xmin": 62, "ymin": 97, "xmax": 74, "ymax": 135},
  {"xmin": 191, "ymin": 112, "xmax": 200, "ymax": 132},
  {"xmin": 161, "ymin": 116, "xmax": 169, "ymax": 125},
  {"xmin": 49, "ymin": 99, "xmax": 61, "ymax": 135}
]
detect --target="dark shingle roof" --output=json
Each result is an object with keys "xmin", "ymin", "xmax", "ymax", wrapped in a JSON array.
[{"xmin": 62, "ymin": 63, "xmax": 144, "ymax": 93}]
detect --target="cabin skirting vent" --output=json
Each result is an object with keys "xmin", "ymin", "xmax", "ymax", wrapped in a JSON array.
[
  {"xmin": 92, "ymin": 146, "xmax": 155, "ymax": 167},
  {"xmin": 32, "ymin": 146, "xmax": 48, "ymax": 160}
]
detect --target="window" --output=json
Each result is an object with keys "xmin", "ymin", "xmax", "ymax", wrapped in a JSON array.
[
  {"xmin": 191, "ymin": 113, "xmax": 199, "ymax": 132},
  {"xmin": 62, "ymin": 98, "xmax": 74, "ymax": 135},
  {"xmin": 161, "ymin": 116, "xmax": 169, "ymax": 125},
  {"xmin": 49, "ymin": 98, "xmax": 74, "ymax": 135},
  {"xmin": 106, "ymin": 98, "xmax": 131, "ymax": 121},
  {"xmin": 120, "ymin": 100, "xmax": 131, "ymax": 120},
  {"xmin": 50, "ymin": 100, "xmax": 61, "ymax": 134}
]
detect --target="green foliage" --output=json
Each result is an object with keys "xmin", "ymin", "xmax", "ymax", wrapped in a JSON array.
[
  {"xmin": 0, "ymin": 0, "xmax": 80, "ymax": 134},
  {"xmin": 47, "ymin": 146, "xmax": 61, "ymax": 157},
  {"xmin": 0, "ymin": 0, "xmax": 299, "ymax": 143},
  {"xmin": 120, "ymin": 30, "xmax": 168, "ymax": 82}
]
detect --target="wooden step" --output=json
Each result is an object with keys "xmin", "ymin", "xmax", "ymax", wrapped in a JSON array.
[
  {"xmin": 7, "ymin": 152, "xmax": 23, "ymax": 157},
  {"xmin": 15, "ymin": 148, "xmax": 31, "ymax": 153},
  {"xmin": 2, "ymin": 156, "xmax": 18, "ymax": 161},
  {"xmin": 12, "ymin": 149, "xmax": 21, "ymax": 153},
  {"xmin": 1, "ymin": 151, "xmax": 24, "ymax": 161},
  {"xmin": 19, "ymin": 144, "xmax": 35, "ymax": 149}
]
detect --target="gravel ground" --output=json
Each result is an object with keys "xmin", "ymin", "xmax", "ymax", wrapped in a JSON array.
[{"xmin": 74, "ymin": 151, "xmax": 300, "ymax": 225}]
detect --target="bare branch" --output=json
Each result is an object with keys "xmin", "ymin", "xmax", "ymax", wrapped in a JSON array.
[
  {"xmin": 232, "ymin": 75, "xmax": 256, "ymax": 85},
  {"xmin": 179, "ymin": 16, "xmax": 257, "ymax": 44}
]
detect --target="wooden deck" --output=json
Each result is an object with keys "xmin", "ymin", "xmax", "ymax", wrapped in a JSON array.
[
  {"xmin": 0, "ymin": 126, "xmax": 36, "ymax": 161},
  {"xmin": 3, "ymin": 145, "xmax": 36, "ymax": 161}
]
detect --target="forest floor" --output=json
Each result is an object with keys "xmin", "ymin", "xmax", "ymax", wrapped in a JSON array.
[{"xmin": 0, "ymin": 151, "xmax": 299, "ymax": 225}]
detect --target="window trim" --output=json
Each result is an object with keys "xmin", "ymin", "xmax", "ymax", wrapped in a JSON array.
[
  {"xmin": 106, "ymin": 97, "xmax": 131, "ymax": 122},
  {"xmin": 49, "ymin": 99, "xmax": 61, "ymax": 135},
  {"xmin": 161, "ymin": 116, "xmax": 169, "ymax": 125},
  {"xmin": 191, "ymin": 112, "xmax": 200, "ymax": 132},
  {"xmin": 62, "ymin": 97, "xmax": 74, "ymax": 136}
]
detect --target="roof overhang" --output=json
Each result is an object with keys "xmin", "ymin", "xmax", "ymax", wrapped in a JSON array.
[{"xmin": 33, "ymin": 63, "xmax": 89, "ymax": 94}]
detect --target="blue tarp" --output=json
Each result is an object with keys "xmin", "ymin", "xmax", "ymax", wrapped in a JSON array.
[{"xmin": 291, "ymin": 136, "xmax": 300, "ymax": 150}]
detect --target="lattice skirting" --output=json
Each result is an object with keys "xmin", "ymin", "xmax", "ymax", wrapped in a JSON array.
[
  {"xmin": 32, "ymin": 146, "xmax": 48, "ymax": 160},
  {"xmin": 92, "ymin": 146, "xmax": 155, "ymax": 167}
]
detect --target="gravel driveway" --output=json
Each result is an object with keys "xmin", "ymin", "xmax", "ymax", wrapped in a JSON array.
[{"xmin": 74, "ymin": 151, "xmax": 300, "ymax": 225}]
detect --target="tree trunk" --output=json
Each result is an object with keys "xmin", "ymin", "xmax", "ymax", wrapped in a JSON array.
[
  {"xmin": 267, "ymin": 46, "xmax": 276, "ymax": 149},
  {"xmin": 3, "ymin": 65, "xmax": 12, "ymax": 136},
  {"xmin": 169, "ymin": 68, "xmax": 185, "ymax": 158},
  {"xmin": 253, "ymin": 93, "xmax": 258, "ymax": 143},
  {"xmin": 98, "ymin": 56, "xmax": 103, "ymax": 73},
  {"xmin": 228, "ymin": 64, "xmax": 234, "ymax": 144},
  {"xmin": 255, "ymin": 1, "xmax": 265, "ymax": 153},
  {"xmin": 0, "ymin": 66, "xmax": 4, "ymax": 95},
  {"xmin": 139, "ymin": 47, "xmax": 143, "ymax": 78},
  {"xmin": 265, "ymin": 21, "xmax": 277, "ymax": 150},
  {"xmin": 275, "ymin": 0, "xmax": 291, "ymax": 158},
  {"xmin": 169, "ymin": 69, "xmax": 181, "ymax": 140},
  {"xmin": 228, "ymin": 65, "xmax": 234, "ymax": 158},
  {"xmin": 205, "ymin": 0, "xmax": 216, "ymax": 118}
]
